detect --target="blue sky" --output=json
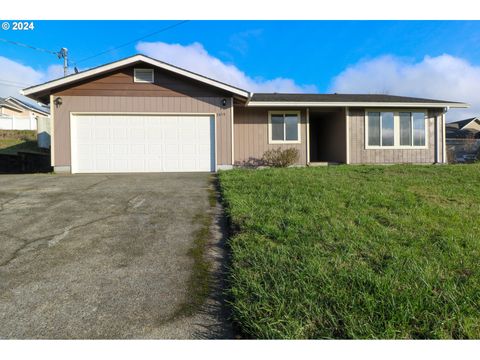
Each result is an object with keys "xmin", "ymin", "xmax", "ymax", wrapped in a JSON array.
[{"xmin": 1, "ymin": 20, "xmax": 479, "ymax": 119}]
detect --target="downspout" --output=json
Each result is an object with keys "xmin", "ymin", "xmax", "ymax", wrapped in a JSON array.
[
  {"xmin": 443, "ymin": 107, "xmax": 448, "ymax": 163},
  {"xmin": 306, "ymin": 107, "xmax": 310, "ymax": 165},
  {"xmin": 230, "ymin": 97, "xmax": 235, "ymax": 166},
  {"xmin": 345, "ymin": 107, "xmax": 350, "ymax": 164}
]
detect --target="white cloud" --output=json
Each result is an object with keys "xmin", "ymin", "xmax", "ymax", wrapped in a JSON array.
[
  {"xmin": 330, "ymin": 54, "xmax": 480, "ymax": 121},
  {"xmin": 229, "ymin": 29, "xmax": 263, "ymax": 55},
  {"xmin": 0, "ymin": 56, "xmax": 63, "ymax": 105},
  {"xmin": 136, "ymin": 41, "xmax": 317, "ymax": 93}
]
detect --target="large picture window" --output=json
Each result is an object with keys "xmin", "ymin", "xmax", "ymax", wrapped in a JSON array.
[
  {"xmin": 366, "ymin": 110, "xmax": 427, "ymax": 148},
  {"xmin": 269, "ymin": 111, "xmax": 301, "ymax": 143}
]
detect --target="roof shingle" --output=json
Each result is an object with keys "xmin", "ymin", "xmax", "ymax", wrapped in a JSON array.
[{"xmin": 250, "ymin": 93, "xmax": 463, "ymax": 104}]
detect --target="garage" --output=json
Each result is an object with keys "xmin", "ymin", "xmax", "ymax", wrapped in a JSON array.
[
  {"xmin": 70, "ymin": 114, "xmax": 215, "ymax": 173},
  {"xmin": 21, "ymin": 55, "xmax": 251, "ymax": 173}
]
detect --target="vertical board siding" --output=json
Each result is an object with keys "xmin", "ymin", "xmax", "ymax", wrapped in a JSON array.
[
  {"xmin": 53, "ymin": 95, "xmax": 232, "ymax": 167},
  {"xmin": 348, "ymin": 108, "xmax": 442, "ymax": 164},
  {"xmin": 233, "ymin": 107, "xmax": 307, "ymax": 165}
]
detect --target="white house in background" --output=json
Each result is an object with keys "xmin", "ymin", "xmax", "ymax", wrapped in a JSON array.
[{"xmin": 0, "ymin": 96, "xmax": 50, "ymax": 130}]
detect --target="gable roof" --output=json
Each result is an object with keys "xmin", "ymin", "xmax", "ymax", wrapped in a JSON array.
[
  {"xmin": 447, "ymin": 117, "xmax": 479, "ymax": 130},
  {"xmin": 21, "ymin": 54, "xmax": 250, "ymax": 101},
  {"xmin": 248, "ymin": 93, "xmax": 468, "ymax": 108},
  {"xmin": 20, "ymin": 54, "xmax": 468, "ymax": 109},
  {"xmin": 0, "ymin": 97, "xmax": 23, "ymax": 112},
  {"xmin": 5, "ymin": 97, "xmax": 50, "ymax": 116}
]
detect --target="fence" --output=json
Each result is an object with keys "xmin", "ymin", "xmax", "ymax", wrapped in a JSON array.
[
  {"xmin": 446, "ymin": 139, "xmax": 480, "ymax": 163},
  {"xmin": 0, "ymin": 115, "xmax": 37, "ymax": 130},
  {"xmin": 37, "ymin": 116, "xmax": 51, "ymax": 149}
]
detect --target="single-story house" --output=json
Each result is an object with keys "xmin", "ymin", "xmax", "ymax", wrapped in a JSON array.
[
  {"xmin": 446, "ymin": 117, "xmax": 480, "ymax": 139},
  {"xmin": 0, "ymin": 96, "xmax": 50, "ymax": 118},
  {"xmin": 0, "ymin": 98, "xmax": 24, "ymax": 117},
  {"xmin": 21, "ymin": 54, "xmax": 468, "ymax": 174},
  {"xmin": 0, "ymin": 96, "xmax": 50, "ymax": 131}
]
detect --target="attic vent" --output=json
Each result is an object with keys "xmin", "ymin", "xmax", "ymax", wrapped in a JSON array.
[{"xmin": 134, "ymin": 68, "xmax": 154, "ymax": 83}]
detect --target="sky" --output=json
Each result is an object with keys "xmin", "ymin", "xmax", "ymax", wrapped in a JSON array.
[{"xmin": 1, "ymin": 20, "xmax": 479, "ymax": 120}]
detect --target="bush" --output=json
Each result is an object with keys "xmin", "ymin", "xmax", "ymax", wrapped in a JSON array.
[{"xmin": 262, "ymin": 148, "xmax": 299, "ymax": 167}]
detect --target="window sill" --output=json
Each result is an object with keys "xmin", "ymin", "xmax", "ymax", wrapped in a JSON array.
[
  {"xmin": 365, "ymin": 146, "xmax": 428, "ymax": 150},
  {"xmin": 269, "ymin": 140, "xmax": 301, "ymax": 145}
]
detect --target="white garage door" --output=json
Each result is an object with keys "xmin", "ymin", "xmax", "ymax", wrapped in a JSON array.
[{"xmin": 71, "ymin": 114, "xmax": 215, "ymax": 173}]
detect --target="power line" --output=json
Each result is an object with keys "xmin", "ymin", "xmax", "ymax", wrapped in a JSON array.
[
  {"xmin": 0, "ymin": 82, "xmax": 26, "ymax": 88},
  {"xmin": 76, "ymin": 20, "xmax": 189, "ymax": 64},
  {"xmin": 0, "ymin": 38, "xmax": 70, "ymax": 76},
  {"xmin": 0, "ymin": 38, "xmax": 57, "ymax": 55},
  {"xmin": 0, "ymin": 78, "xmax": 30, "ymax": 86}
]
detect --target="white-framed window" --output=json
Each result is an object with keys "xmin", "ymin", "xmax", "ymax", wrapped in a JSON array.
[
  {"xmin": 133, "ymin": 68, "xmax": 154, "ymax": 83},
  {"xmin": 268, "ymin": 111, "xmax": 301, "ymax": 144},
  {"xmin": 365, "ymin": 110, "xmax": 428, "ymax": 149}
]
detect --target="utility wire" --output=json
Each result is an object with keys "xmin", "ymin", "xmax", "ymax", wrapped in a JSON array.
[
  {"xmin": 0, "ymin": 82, "xmax": 27, "ymax": 88},
  {"xmin": 75, "ymin": 20, "xmax": 189, "ymax": 64},
  {"xmin": 0, "ymin": 78, "xmax": 30, "ymax": 86},
  {"xmin": 0, "ymin": 38, "xmax": 58, "ymax": 55}
]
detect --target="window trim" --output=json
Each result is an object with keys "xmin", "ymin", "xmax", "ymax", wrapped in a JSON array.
[
  {"xmin": 364, "ymin": 109, "xmax": 428, "ymax": 150},
  {"xmin": 133, "ymin": 68, "xmax": 154, "ymax": 83},
  {"xmin": 268, "ymin": 110, "xmax": 302, "ymax": 144}
]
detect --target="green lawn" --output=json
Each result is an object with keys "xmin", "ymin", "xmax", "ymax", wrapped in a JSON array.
[
  {"xmin": 218, "ymin": 165, "xmax": 480, "ymax": 339},
  {"xmin": 0, "ymin": 130, "xmax": 41, "ymax": 155}
]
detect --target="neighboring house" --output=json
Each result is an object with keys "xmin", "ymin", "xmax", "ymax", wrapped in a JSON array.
[
  {"xmin": 445, "ymin": 117, "xmax": 480, "ymax": 163},
  {"xmin": 446, "ymin": 117, "xmax": 480, "ymax": 139},
  {"xmin": 0, "ymin": 96, "xmax": 50, "ymax": 130},
  {"xmin": 4, "ymin": 96, "xmax": 50, "ymax": 118},
  {"xmin": 0, "ymin": 98, "xmax": 24, "ymax": 117},
  {"xmin": 21, "ymin": 54, "xmax": 468, "ymax": 174}
]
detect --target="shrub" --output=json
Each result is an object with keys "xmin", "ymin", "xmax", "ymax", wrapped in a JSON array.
[{"xmin": 262, "ymin": 147, "xmax": 299, "ymax": 167}]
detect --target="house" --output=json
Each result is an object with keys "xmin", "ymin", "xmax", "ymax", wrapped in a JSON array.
[
  {"xmin": 21, "ymin": 54, "xmax": 468, "ymax": 174},
  {"xmin": 0, "ymin": 97, "xmax": 24, "ymax": 117},
  {"xmin": 0, "ymin": 96, "xmax": 50, "ymax": 131},
  {"xmin": 3, "ymin": 97, "xmax": 50, "ymax": 118},
  {"xmin": 446, "ymin": 117, "xmax": 480, "ymax": 139}
]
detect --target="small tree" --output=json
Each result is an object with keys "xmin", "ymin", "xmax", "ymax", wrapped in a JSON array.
[{"xmin": 262, "ymin": 148, "xmax": 299, "ymax": 167}]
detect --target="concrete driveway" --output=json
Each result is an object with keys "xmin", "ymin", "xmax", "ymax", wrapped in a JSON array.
[{"xmin": 0, "ymin": 173, "xmax": 232, "ymax": 339}]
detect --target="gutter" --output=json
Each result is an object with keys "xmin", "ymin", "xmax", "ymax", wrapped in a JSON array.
[{"xmin": 246, "ymin": 101, "xmax": 469, "ymax": 108}]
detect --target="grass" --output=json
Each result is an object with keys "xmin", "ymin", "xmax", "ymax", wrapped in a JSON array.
[
  {"xmin": 0, "ymin": 130, "xmax": 41, "ymax": 155},
  {"xmin": 218, "ymin": 164, "xmax": 480, "ymax": 339}
]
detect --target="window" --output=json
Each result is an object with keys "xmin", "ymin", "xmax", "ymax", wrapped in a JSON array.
[
  {"xmin": 413, "ymin": 112, "xmax": 426, "ymax": 146},
  {"xmin": 366, "ymin": 110, "xmax": 427, "ymax": 148},
  {"xmin": 381, "ymin": 112, "xmax": 395, "ymax": 146},
  {"xmin": 134, "ymin": 68, "xmax": 154, "ymax": 83},
  {"xmin": 399, "ymin": 112, "xmax": 412, "ymax": 146},
  {"xmin": 269, "ymin": 111, "xmax": 301, "ymax": 143}
]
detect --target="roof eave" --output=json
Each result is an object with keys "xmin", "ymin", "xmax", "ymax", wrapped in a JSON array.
[
  {"xmin": 0, "ymin": 103, "xmax": 23, "ymax": 112},
  {"xmin": 5, "ymin": 97, "xmax": 50, "ymax": 115},
  {"xmin": 246, "ymin": 101, "xmax": 469, "ymax": 108}
]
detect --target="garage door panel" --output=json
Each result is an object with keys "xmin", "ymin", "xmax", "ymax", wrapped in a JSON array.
[
  {"xmin": 112, "ymin": 144, "xmax": 128, "ymax": 154},
  {"xmin": 95, "ymin": 144, "xmax": 110, "ymax": 154},
  {"xmin": 113, "ymin": 128, "xmax": 128, "ymax": 139},
  {"xmin": 71, "ymin": 114, "xmax": 214, "ymax": 173}
]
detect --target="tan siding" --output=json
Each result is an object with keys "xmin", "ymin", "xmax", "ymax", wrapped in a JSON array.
[
  {"xmin": 53, "ymin": 95, "xmax": 232, "ymax": 167},
  {"xmin": 55, "ymin": 66, "xmax": 229, "ymax": 98},
  {"xmin": 0, "ymin": 107, "xmax": 23, "ymax": 116},
  {"xmin": 348, "ymin": 107, "xmax": 442, "ymax": 164},
  {"xmin": 233, "ymin": 107, "xmax": 307, "ymax": 165}
]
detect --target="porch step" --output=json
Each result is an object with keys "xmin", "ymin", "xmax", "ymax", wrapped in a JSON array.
[{"xmin": 308, "ymin": 162, "xmax": 340, "ymax": 167}]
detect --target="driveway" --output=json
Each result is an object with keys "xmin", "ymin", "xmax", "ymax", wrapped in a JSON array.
[{"xmin": 0, "ymin": 173, "xmax": 232, "ymax": 339}]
